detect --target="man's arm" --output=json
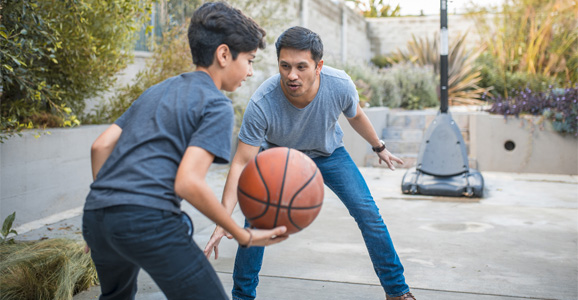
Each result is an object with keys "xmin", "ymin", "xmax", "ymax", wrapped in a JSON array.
[
  {"xmin": 203, "ymin": 141, "xmax": 260, "ymax": 259},
  {"xmin": 346, "ymin": 103, "xmax": 404, "ymax": 170},
  {"xmin": 176, "ymin": 145, "xmax": 286, "ymax": 252},
  {"xmin": 91, "ymin": 124, "xmax": 122, "ymax": 180}
]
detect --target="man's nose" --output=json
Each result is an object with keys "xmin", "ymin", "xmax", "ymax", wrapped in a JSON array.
[{"xmin": 288, "ymin": 69, "xmax": 298, "ymax": 80}]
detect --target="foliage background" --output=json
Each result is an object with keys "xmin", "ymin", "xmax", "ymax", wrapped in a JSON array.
[
  {"xmin": 88, "ymin": 0, "xmax": 289, "ymax": 128},
  {"xmin": 469, "ymin": 0, "xmax": 578, "ymax": 97},
  {"xmin": 1, "ymin": 0, "xmax": 153, "ymax": 141}
]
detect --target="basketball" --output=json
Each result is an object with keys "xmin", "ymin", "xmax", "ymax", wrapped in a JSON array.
[{"xmin": 237, "ymin": 147, "xmax": 324, "ymax": 235}]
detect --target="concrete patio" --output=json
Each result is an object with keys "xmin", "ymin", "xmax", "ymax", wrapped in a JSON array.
[{"xmin": 16, "ymin": 165, "xmax": 578, "ymax": 300}]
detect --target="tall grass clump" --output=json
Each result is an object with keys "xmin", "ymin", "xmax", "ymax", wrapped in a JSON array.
[
  {"xmin": 469, "ymin": 0, "xmax": 578, "ymax": 97},
  {"xmin": 0, "ymin": 239, "xmax": 98, "ymax": 300},
  {"xmin": 379, "ymin": 32, "xmax": 488, "ymax": 105}
]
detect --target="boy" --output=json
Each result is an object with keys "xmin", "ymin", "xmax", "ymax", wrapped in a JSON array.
[
  {"xmin": 82, "ymin": 3, "xmax": 287, "ymax": 300},
  {"xmin": 204, "ymin": 26, "xmax": 415, "ymax": 300}
]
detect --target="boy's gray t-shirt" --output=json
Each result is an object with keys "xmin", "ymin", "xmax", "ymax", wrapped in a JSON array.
[
  {"xmin": 239, "ymin": 66, "xmax": 359, "ymax": 158},
  {"xmin": 85, "ymin": 71, "xmax": 234, "ymax": 214}
]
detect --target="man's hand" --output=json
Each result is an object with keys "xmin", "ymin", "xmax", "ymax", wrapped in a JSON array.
[
  {"xmin": 377, "ymin": 149, "xmax": 404, "ymax": 171},
  {"xmin": 204, "ymin": 226, "xmax": 233, "ymax": 259}
]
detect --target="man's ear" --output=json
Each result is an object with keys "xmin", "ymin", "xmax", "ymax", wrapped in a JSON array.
[
  {"xmin": 316, "ymin": 59, "xmax": 324, "ymax": 76},
  {"xmin": 215, "ymin": 44, "xmax": 230, "ymax": 67}
]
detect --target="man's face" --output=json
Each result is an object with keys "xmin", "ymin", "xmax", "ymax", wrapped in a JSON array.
[{"xmin": 278, "ymin": 48, "xmax": 323, "ymax": 101}]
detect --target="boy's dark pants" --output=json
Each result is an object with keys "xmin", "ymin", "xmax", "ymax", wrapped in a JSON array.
[{"xmin": 83, "ymin": 205, "xmax": 227, "ymax": 300}]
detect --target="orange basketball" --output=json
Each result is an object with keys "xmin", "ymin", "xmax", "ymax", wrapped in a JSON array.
[{"xmin": 237, "ymin": 147, "xmax": 324, "ymax": 235}]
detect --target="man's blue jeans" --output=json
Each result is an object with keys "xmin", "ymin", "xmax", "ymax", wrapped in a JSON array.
[
  {"xmin": 83, "ymin": 205, "xmax": 228, "ymax": 300},
  {"xmin": 232, "ymin": 147, "xmax": 410, "ymax": 299}
]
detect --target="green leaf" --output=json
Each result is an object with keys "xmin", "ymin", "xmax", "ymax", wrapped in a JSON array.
[{"xmin": 1, "ymin": 212, "xmax": 16, "ymax": 237}]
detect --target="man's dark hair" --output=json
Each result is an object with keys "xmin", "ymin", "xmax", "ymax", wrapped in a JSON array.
[
  {"xmin": 188, "ymin": 2, "xmax": 266, "ymax": 67},
  {"xmin": 275, "ymin": 26, "xmax": 323, "ymax": 63}
]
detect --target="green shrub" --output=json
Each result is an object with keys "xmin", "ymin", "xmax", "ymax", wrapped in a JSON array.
[
  {"xmin": 341, "ymin": 62, "xmax": 438, "ymax": 110},
  {"xmin": 487, "ymin": 85, "xmax": 577, "ymax": 135},
  {"xmin": 1, "ymin": 0, "xmax": 153, "ymax": 142},
  {"xmin": 0, "ymin": 0, "xmax": 64, "ymax": 142},
  {"xmin": 341, "ymin": 62, "xmax": 390, "ymax": 107},
  {"xmin": 475, "ymin": 52, "xmax": 556, "ymax": 97},
  {"xmin": 370, "ymin": 55, "xmax": 393, "ymax": 68},
  {"xmin": 382, "ymin": 63, "xmax": 438, "ymax": 110},
  {"xmin": 39, "ymin": 0, "xmax": 154, "ymax": 115}
]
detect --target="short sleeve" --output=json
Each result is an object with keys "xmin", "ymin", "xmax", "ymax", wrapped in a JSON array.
[
  {"xmin": 238, "ymin": 100, "xmax": 268, "ymax": 147},
  {"xmin": 342, "ymin": 77, "xmax": 359, "ymax": 118},
  {"xmin": 114, "ymin": 88, "xmax": 154, "ymax": 128},
  {"xmin": 188, "ymin": 99, "xmax": 234, "ymax": 164}
]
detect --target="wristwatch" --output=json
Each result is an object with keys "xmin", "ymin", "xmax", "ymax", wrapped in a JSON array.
[{"xmin": 372, "ymin": 140, "xmax": 386, "ymax": 153}]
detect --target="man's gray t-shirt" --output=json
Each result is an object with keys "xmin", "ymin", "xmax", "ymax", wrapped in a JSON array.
[
  {"xmin": 85, "ymin": 71, "xmax": 234, "ymax": 214},
  {"xmin": 239, "ymin": 66, "xmax": 359, "ymax": 158}
]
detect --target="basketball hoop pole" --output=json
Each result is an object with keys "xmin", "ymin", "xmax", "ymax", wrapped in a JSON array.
[{"xmin": 440, "ymin": 0, "xmax": 449, "ymax": 113}]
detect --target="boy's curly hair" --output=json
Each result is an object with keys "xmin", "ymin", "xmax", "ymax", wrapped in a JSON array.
[{"xmin": 188, "ymin": 2, "xmax": 266, "ymax": 67}]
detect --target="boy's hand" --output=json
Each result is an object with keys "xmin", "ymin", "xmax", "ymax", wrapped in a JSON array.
[
  {"xmin": 204, "ymin": 226, "xmax": 233, "ymax": 259},
  {"xmin": 245, "ymin": 226, "xmax": 289, "ymax": 247}
]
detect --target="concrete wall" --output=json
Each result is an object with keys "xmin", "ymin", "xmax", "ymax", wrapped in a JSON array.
[
  {"xmin": 340, "ymin": 108, "xmax": 578, "ymax": 175},
  {"xmin": 367, "ymin": 14, "xmax": 483, "ymax": 56},
  {"xmin": 469, "ymin": 114, "xmax": 578, "ymax": 175},
  {"xmin": 0, "ymin": 125, "xmax": 109, "ymax": 228},
  {"xmin": 290, "ymin": 0, "xmax": 372, "ymax": 63}
]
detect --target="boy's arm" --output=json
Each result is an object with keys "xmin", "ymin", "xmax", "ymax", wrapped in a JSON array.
[
  {"xmin": 91, "ymin": 124, "xmax": 122, "ymax": 180},
  {"xmin": 221, "ymin": 141, "xmax": 260, "ymax": 214},
  {"xmin": 176, "ymin": 145, "xmax": 286, "ymax": 250},
  {"xmin": 203, "ymin": 141, "xmax": 260, "ymax": 259},
  {"xmin": 346, "ymin": 103, "xmax": 404, "ymax": 170}
]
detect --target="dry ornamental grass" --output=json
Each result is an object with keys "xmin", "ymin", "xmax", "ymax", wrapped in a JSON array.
[{"xmin": 0, "ymin": 239, "xmax": 98, "ymax": 300}]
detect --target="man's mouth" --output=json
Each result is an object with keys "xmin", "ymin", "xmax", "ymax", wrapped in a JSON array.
[{"xmin": 287, "ymin": 82, "xmax": 301, "ymax": 91}]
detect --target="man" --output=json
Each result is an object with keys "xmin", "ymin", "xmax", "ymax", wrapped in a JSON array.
[
  {"xmin": 205, "ymin": 26, "xmax": 415, "ymax": 300},
  {"xmin": 83, "ymin": 3, "xmax": 287, "ymax": 299}
]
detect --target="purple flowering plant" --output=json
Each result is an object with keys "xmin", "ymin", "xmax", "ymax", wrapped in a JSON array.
[{"xmin": 487, "ymin": 84, "xmax": 578, "ymax": 136}]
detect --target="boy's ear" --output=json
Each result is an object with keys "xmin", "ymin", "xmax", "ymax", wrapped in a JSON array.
[{"xmin": 215, "ymin": 44, "xmax": 231, "ymax": 68}]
